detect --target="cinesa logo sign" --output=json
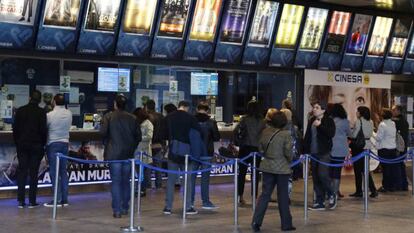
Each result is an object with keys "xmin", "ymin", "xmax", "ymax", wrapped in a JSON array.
[{"xmin": 327, "ymin": 72, "xmax": 369, "ymax": 85}]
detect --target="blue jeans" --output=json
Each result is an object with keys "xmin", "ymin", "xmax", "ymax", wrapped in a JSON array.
[
  {"xmin": 165, "ymin": 160, "xmax": 193, "ymax": 210},
  {"xmin": 191, "ymin": 158, "xmax": 212, "ymax": 206},
  {"xmin": 47, "ymin": 142, "xmax": 69, "ymax": 203},
  {"xmin": 109, "ymin": 162, "xmax": 131, "ymax": 214}
]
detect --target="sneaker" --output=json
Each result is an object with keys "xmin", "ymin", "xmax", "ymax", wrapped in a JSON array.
[
  {"xmin": 18, "ymin": 202, "xmax": 26, "ymax": 209},
  {"xmin": 163, "ymin": 207, "xmax": 171, "ymax": 215},
  {"xmin": 28, "ymin": 203, "xmax": 40, "ymax": 209},
  {"xmin": 251, "ymin": 223, "xmax": 261, "ymax": 232},
  {"xmin": 44, "ymin": 202, "xmax": 62, "ymax": 208},
  {"xmin": 328, "ymin": 195, "xmax": 337, "ymax": 210},
  {"xmin": 61, "ymin": 202, "xmax": 69, "ymax": 207},
  {"xmin": 308, "ymin": 203, "xmax": 325, "ymax": 211},
  {"xmin": 185, "ymin": 207, "xmax": 198, "ymax": 215},
  {"xmin": 202, "ymin": 201, "xmax": 219, "ymax": 210}
]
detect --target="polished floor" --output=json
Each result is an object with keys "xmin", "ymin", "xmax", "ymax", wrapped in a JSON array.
[{"xmin": 1, "ymin": 175, "xmax": 414, "ymax": 233}]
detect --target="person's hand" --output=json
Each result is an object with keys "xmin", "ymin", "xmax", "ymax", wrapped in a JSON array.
[{"xmin": 313, "ymin": 119, "xmax": 321, "ymax": 127}]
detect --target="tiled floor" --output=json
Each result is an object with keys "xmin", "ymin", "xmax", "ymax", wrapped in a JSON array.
[{"xmin": 1, "ymin": 174, "xmax": 413, "ymax": 233}]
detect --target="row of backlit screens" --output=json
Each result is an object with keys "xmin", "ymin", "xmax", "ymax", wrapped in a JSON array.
[{"xmin": 0, "ymin": 0, "xmax": 413, "ymax": 58}]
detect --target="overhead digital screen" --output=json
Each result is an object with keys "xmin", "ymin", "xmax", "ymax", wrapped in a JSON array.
[
  {"xmin": 191, "ymin": 72, "xmax": 218, "ymax": 95},
  {"xmin": 367, "ymin": 16, "xmax": 393, "ymax": 56},
  {"xmin": 0, "ymin": 0, "xmax": 39, "ymax": 25},
  {"xmin": 324, "ymin": 11, "xmax": 351, "ymax": 53},
  {"xmin": 189, "ymin": 0, "xmax": 222, "ymax": 42},
  {"xmin": 247, "ymin": 0, "xmax": 279, "ymax": 47},
  {"xmin": 299, "ymin": 7, "xmax": 328, "ymax": 51},
  {"xmin": 345, "ymin": 14, "xmax": 372, "ymax": 55},
  {"xmin": 388, "ymin": 18, "xmax": 412, "ymax": 58},
  {"xmin": 84, "ymin": 0, "xmax": 121, "ymax": 32},
  {"xmin": 123, "ymin": 0, "xmax": 158, "ymax": 35},
  {"xmin": 158, "ymin": 0, "xmax": 191, "ymax": 38},
  {"xmin": 98, "ymin": 67, "xmax": 130, "ymax": 92},
  {"xmin": 43, "ymin": 0, "xmax": 82, "ymax": 28},
  {"xmin": 408, "ymin": 37, "xmax": 414, "ymax": 59},
  {"xmin": 274, "ymin": 4, "xmax": 304, "ymax": 49},
  {"xmin": 219, "ymin": 0, "xmax": 252, "ymax": 44}
]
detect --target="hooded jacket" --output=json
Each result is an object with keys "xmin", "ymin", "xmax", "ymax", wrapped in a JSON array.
[{"xmin": 195, "ymin": 112, "xmax": 220, "ymax": 156}]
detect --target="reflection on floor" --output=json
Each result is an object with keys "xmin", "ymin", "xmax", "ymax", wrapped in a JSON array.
[{"xmin": 0, "ymin": 174, "xmax": 413, "ymax": 233}]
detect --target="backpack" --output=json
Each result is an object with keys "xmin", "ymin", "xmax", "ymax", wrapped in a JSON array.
[{"xmin": 396, "ymin": 130, "xmax": 405, "ymax": 153}]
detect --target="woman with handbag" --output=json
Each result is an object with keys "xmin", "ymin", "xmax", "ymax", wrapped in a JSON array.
[
  {"xmin": 350, "ymin": 106, "xmax": 378, "ymax": 198},
  {"xmin": 252, "ymin": 111, "xmax": 295, "ymax": 232}
]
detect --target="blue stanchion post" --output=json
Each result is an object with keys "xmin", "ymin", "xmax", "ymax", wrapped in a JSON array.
[
  {"xmin": 304, "ymin": 154, "xmax": 309, "ymax": 221},
  {"xmin": 183, "ymin": 154, "xmax": 189, "ymax": 221},
  {"xmin": 137, "ymin": 152, "xmax": 143, "ymax": 214},
  {"xmin": 364, "ymin": 150, "xmax": 369, "ymax": 215},
  {"xmin": 411, "ymin": 149, "xmax": 414, "ymax": 197},
  {"xmin": 252, "ymin": 153, "xmax": 257, "ymax": 214},
  {"xmin": 234, "ymin": 158, "xmax": 239, "ymax": 226},
  {"xmin": 52, "ymin": 155, "xmax": 60, "ymax": 220}
]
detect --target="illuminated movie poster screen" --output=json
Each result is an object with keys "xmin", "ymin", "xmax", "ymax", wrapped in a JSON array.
[
  {"xmin": 274, "ymin": 4, "xmax": 304, "ymax": 49},
  {"xmin": 189, "ymin": 0, "xmax": 223, "ymax": 42},
  {"xmin": 84, "ymin": 0, "xmax": 121, "ymax": 32},
  {"xmin": 388, "ymin": 19, "xmax": 412, "ymax": 58},
  {"xmin": 367, "ymin": 16, "xmax": 393, "ymax": 56},
  {"xmin": 43, "ymin": 0, "xmax": 82, "ymax": 28},
  {"xmin": 408, "ymin": 37, "xmax": 414, "ymax": 59},
  {"xmin": 324, "ymin": 11, "xmax": 351, "ymax": 53},
  {"xmin": 158, "ymin": 0, "xmax": 191, "ymax": 38},
  {"xmin": 0, "ymin": 0, "xmax": 39, "ymax": 25},
  {"xmin": 299, "ymin": 7, "xmax": 328, "ymax": 51},
  {"xmin": 123, "ymin": 0, "xmax": 158, "ymax": 35},
  {"xmin": 219, "ymin": 0, "xmax": 252, "ymax": 44},
  {"xmin": 247, "ymin": 0, "xmax": 279, "ymax": 47}
]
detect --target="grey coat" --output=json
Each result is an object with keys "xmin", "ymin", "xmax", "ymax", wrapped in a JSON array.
[
  {"xmin": 100, "ymin": 110, "xmax": 142, "ymax": 161},
  {"xmin": 331, "ymin": 117, "xmax": 351, "ymax": 157},
  {"xmin": 258, "ymin": 127, "xmax": 293, "ymax": 175}
]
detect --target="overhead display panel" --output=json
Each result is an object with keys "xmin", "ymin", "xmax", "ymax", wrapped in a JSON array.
[
  {"xmin": 408, "ymin": 37, "xmax": 414, "ymax": 59},
  {"xmin": 402, "ymin": 35, "xmax": 414, "ymax": 74},
  {"xmin": 0, "ymin": 0, "xmax": 41, "ymax": 49},
  {"xmin": 388, "ymin": 18, "xmax": 411, "ymax": 58},
  {"xmin": 77, "ymin": 0, "xmax": 123, "ymax": 55},
  {"xmin": 318, "ymin": 10, "xmax": 351, "ymax": 70},
  {"xmin": 219, "ymin": 0, "xmax": 251, "ymax": 44},
  {"xmin": 43, "ymin": 0, "xmax": 82, "ymax": 28},
  {"xmin": 274, "ymin": 4, "xmax": 304, "ymax": 49},
  {"xmin": 367, "ymin": 16, "xmax": 393, "ymax": 57},
  {"xmin": 123, "ymin": 0, "xmax": 158, "ymax": 35},
  {"xmin": 116, "ymin": 0, "xmax": 159, "ymax": 57},
  {"xmin": 299, "ymin": 7, "xmax": 329, "ymax": 51},
  {"xmin": 189, "ymin": 0, "xmax": 223, "ymax": 42},
  {"xmin": 247, "ymin": 0, "xmax": 279, "ymax": 47},
  {"xmin": 345, "ymin": 14, "xmax": 372, "ymax": 55},
  {"xmin": 157, "ymin": 0, "xmax": 191, "ymax": 38}
]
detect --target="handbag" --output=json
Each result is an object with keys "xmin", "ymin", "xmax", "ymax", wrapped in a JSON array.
[
  {"xmin": 350, "ymin": 119, "xmax": 365, "ymax": 150},
  {"xmin": 396, "ymin": 130, "xmax": 405, "ymax": 153}
]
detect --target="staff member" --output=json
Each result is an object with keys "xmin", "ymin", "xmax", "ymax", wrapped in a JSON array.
[{"xmin": 13, "ymin": 90, "xmax": 47, "ymax": 208}]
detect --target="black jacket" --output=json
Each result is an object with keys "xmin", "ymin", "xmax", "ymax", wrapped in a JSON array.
[
  {"xmin": 100, "ymin": 110, "xmax": 142, "ymax": 161},
  {"xmin": 148, "ymin": 110, "xmax": 165, "ymax": 145},
  {"xmin": 303, "ymin": 114, "xmax": 336, "ymax": 155},
  {"xmin": 164, "ymin": 110, "xmax": 200, "ymax": 143},
  {"xmin": 13, "ymin": 102, "xmax": 47, "ymax": 147},
  {"xmin": 393, "ymin": 114, "xmax": 409, "ymax": 149},
  {"xmin": 195, "ymin": 113, "xmax": 220, "ymax": 156}
]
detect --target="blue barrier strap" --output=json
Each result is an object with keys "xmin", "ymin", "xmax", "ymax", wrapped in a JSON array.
[{"xmin": 56, "ymin": 153, "xmax": 129, "ymax": 164}]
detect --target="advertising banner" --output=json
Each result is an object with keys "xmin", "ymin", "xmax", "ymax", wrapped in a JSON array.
[
  {"xmin": 189, "ymin": 0, "xmax": 222, "ymax": 42},
  {"xmin": 383, "ymin": 19, "xmax": 412, "ymax": 73},
  {"xmin": 219, "ymin": 0, "xmax": 251, "ymax": 44},
  {"xmin": 304, "ymin": 70, "xmax": 391, "ymax": 131},
  {"xmin": 345, "ymin": 14, "xmax": 372, "ymax": 55},
  {"xmin": 43, "ymin": 0, "xmax": 82, "ymax": 28},
  {"xmin": 367, "ymin": 16, "xmax": 393, "ymax": 57},
  {"xmin": 402, "ymin": 35, "xmax": 414, "ymax": 74},
  {"xmin": 157, "ymin": 0, "xmax": 191, "ymax": 38}
]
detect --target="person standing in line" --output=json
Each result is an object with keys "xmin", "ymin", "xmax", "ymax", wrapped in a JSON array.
[
  {"xmin": 328, "ymin": 104, "xmax": 351, "ymax": 200},
  {"xmin": 252, "ymin": 111, "xmax": 296, "ymax": 232},
  {"xmin": 145, "ymin": 99, "xmax": 166, "ymax": 189},
  {"xmin": 43, "ymin": 94, "xmax": 72, "ymax": 207},
  {"xmin": 100, "ymin": 95, "xmax": 141, "ymax": 218},
  {"xmin": 349, "ymin": 106, "xmax": 378, "ymax": 198},
  {"xmin": 133, "ymin": 107, "xmax": 153, "ymax": 197},
  {"xmin": 233, "ymin": 100, "xmax": 265, "ymax": 206},
  {"xmin": 303, "ymin": 101, "xmax": 337, "ymax": 210},
  {"xmin": 191, "ymin": 101, "xmax": 220, "ymax": 210},
  {"xmin": 391, "ymin": 105, "xmax": 409, "ymax": 191},
  {"xmin": 13, "ymin": 90, "xmax": 47, "ymax": 208},
  {"xmin": 376, "ymin": 108, "xmax": 401, "ymax": 193}
]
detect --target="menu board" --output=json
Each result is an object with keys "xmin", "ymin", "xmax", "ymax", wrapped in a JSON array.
[
  {"xmin": 0, "ymin": 0, "xmax": 39, "ymax": 25},
  {"xmin": 189, "ymin": 0, "xmax": 222, "ymax": 41},
  {"xmin": 324, "ymin": 11, "xmax": 351, "ymax": 53},
  {"xmin": 43, "ymin": 0, "xmax": 82, "ymax": 28},
  {"xmin": 299, "ymin": 7, "xmax": 328, "ymax": 51},
  {"xmin": 408, "ymin": 37, "xmax": 414, "ymax": 59},
  {"xmin": 367, "ymin": 16, "xmax": 393, "ymax": 56},
  {"xmin": 274, "ymin": 4, "xmax": 304, "ymax": 49},
  {"xmin": 97, "ymin": 67, "xmax": 130, "ymax": 92},
  {"xmin": 388, "ymin": 18, "xmax": 412, "ymax": 58},
  {"xmin": 247, "ymin": 0, "xmax": 278, "ymax": 47},
  {"xmin": 123, "ymin": 0, "xmax": 158, "ymax": 35},
  {"xmin": 190, "ymin": 72, "xmax": 218, "ymax": 95},
  {"xmin": 84, "ymin": 0, "xmax": 121, "ymax": 32},
  {"xmin": 219, "ymin": 0, "xmax": 251, "ymax": 44},
  {"xmin": 158, "ymin": 0, "xmax": 191, "ymax": 38}
]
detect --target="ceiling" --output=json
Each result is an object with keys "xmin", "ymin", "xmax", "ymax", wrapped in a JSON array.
[{"xmin": 318, "ymin": 0, "xmax": 414, "ymax": 14}]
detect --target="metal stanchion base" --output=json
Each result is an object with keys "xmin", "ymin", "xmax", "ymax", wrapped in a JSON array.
[{"xmin": 120, "ymin": 226, "xmax": 144, "ymax": 232}]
